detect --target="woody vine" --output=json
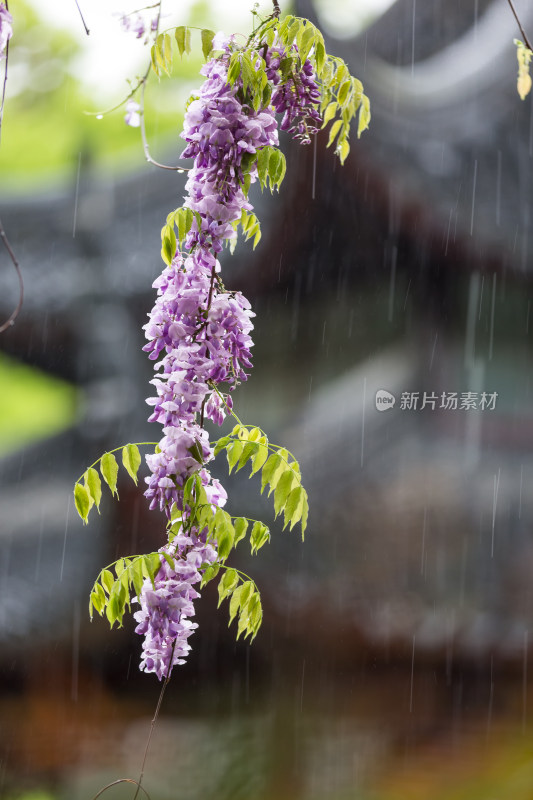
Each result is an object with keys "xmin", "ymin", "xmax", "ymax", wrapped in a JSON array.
[{"xmin": 69, "ymin": 5, "xmax": 371, "ymax": 682}]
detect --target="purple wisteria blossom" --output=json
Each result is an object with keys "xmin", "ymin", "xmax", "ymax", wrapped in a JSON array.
[
  {"xmin": 118, "ymin": 12, "xmax": 157, "ymax": 43},
  {"xmin": 0, "ymin": 3, "xmax": 12, "ymax": 57},
  {"xmin": 266, "ymin": 46, "xmax": 321, "ymax": 144},
  {"xmin": 134, "ymin": 530, "xmax": 217, "ymax": 679},
  {"xmin": 138, "ymin": 35, "xmax": 321, "ymax": 677},
  {"xmin": 124, "ymin": 99, "xmax": 141, "ymax": 127}
]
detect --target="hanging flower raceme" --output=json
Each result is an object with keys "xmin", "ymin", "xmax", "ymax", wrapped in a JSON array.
[
  {"xmin": 134, "ymin": 529, "xmax": 218, "ymax": 680},
  {"xmin": 137, "ymin": 37, "xmax": 326, "ymax": 677},
  {"xmin": 180, "ymin": 55, "xmax": 279, "ymax": 252},
  {"xmin": 76, "ymin": 13, "xmax": 364, "ymax": 687}
]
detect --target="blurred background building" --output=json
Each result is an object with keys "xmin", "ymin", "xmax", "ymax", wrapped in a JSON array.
[{"xmin": 2, "ymin": 1, "xmax": 533, "ymax": 798}]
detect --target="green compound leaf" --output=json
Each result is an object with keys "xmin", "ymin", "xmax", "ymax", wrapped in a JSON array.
[
  {"xmin": 237, "ymin": 590, "xmax": 262, "ymax": 640},
  {"xmin": 273, "ymin": 469, "xmax": 294, "ymax": 517},
  {"xmin": 227, "ymin": 53, "xmax": 242, "ymax": 85},
  {"xmin": 228, "ymin": 580, "xmax": 253, "ymax": 626},
  {"xmin": 215, "ymin": 509, "xmax": 235, "ymax": 560},
  {"xmin": 250, "ymin": 521, "xmax": 270, "ymax": 555},
  {"xmin": 327, "ymin": 118, "xmax": 342, "ymax": 148},
  {"xmin": 233, "ymin": 517, "xmax": 249, "ymax": 546},
  {"xmin": 90, "ymin": 583, "xmax": 106, "ymax": 619},
  {"xmin": 143, "ymin": 552, "xmax": 161, "ymax": 588},
  {"xmin": 217, "ymin": 567, "xmax": 239, "ymax": 607},
  {"xmin": 100, "ymin": 569, "xmax": 114, "ymax": 595},
  {"xmin": 122, "ymin": 444, "xmax": 142, "ymax": 486},
  {"xmin": 201, "ymin": 28, "xmax": 215, "ymax": 61},
  {"xmin": 227, "ymin": 440, "xmax": 244, "ymax": 473},
  {"xmin": 176, "ymin": 207, "xmax": 193, "ymax": 248},
  {"xmin": 200, "ymin": 562, "xmax": 220, "ymax": 588},
  {"xmin": 213, "ymin": 435, "xmax": 231, "ymax": 456},
  {"xmin": 267, "ymin": 448, "xmax": 289, "ymax": 496},
  {"xmin": 236, "ymin": 441, "xmax": 259, "ymax": 471},
  {"xmin": 315, "ymin": 35, "xmax": 326, "ymax": 75},
  {"xmin": 515, "ymin": 39, "xmax": 533, "ymax": 100},
  {"xmin": 268, "ymin": 149, "xmax": 286, "ymax": 190},
  {"xmin": 322, "ymin": 101, "xmax": 337, "ymax": 127},
  {"xmin": 338, "ymin": 138, "xmax": 350, "ymax": 164},
  {"xmin": 357, "ymin": 94, "xmax": 371, "ymax": 138},
  {"xmin": 337, "ymin": 79, "xmax": 351, "ymax": 106},
  {"xmin": 163, "ymin": 33, "xmax": 173, "ymax": 74},
  {"xmin": 132, "ymin": 557, "xmax": 145, "ymax": 598},
  {"xmin": 257, "ymin": 145, "xmax": 272, "ymax": 190},
  {"xmin": 283, "ymin": 485, "xmax": 304, "ymax": 530},
  {"xmin": 162, "ymin": 552, "xmax": 175, "ymax": 570},
  {"xmin": 184, "ymin": 26, "xmax": 192, "ymax": 55},
  {"xmin": 250, "ymin": 440, "xmax": 269, "ymax": 475},
  {"xmin": 100, "ymin": 452, "xmax": 119, "ymax": 497},
  {"xmin": 161, "ymin": 223, "xmax": 176, "ymax": 266},
  {"xmin": 175, "ymin": 26, "xmax": 187, "ymax": 57},
  {"xmin": 261, "ymin": 452, "xmax": 283, "ymax": 494},
  {"xmin": 74, "ymin": 482, "xmax": 91, "ymax": 523},
  {"xmin": 85, "ymin": 467, "xmax": 102, "ymax": 512},
  {"xmin": 297, "ymin": 24, "xmax": 315, "ymax": 65}
]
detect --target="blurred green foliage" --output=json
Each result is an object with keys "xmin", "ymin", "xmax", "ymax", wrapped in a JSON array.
[
  {"xmin": 0, "ymin": 1, "xmax": 209, "ymax": 191},
  {"xmin": 0, "ymin": 354, "xmax": 78, "ymax": 455}
]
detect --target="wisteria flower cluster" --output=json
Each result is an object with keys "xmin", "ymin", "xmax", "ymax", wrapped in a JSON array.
[
  {"xmin": 118, "ymin": 11, "xmax": 157, "ymax": 43},
  {"xmin": 265, "ymin": 44, "xmax": 321, "ymax": 143},
  {"xmin": 134, "ymin": 529, "xmax": 217, "ymax": 680},
  {"xmin": 136, "ymin": 42, "xmax": 293, "ymax": 676},
  {"xmin": 76, "ymin": 9, "xmax": 369, "ymax": 683}
]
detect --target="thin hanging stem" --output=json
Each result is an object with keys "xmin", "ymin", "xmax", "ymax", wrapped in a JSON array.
[
  {"xmin": 136, "ymin": 1, "xmax": 189, "ymax": 172},
  {"xmin": 272, "ymin": 0, "xmax": 281, "ymax": 19},
  {"xmin": 91, "ymin": 779, "xmax": 151, "ymax": 800},
  {"xmin": 139, "ymin": 79, "xmax": 188, "ymax": 172},
  {"xmin": 507, "ymin": 0, "xmax": 533, "ymax": 50},
  {"xmin": 73, "ymin": 0, "xmax": 90, "ymax": 35},
  {"xmin": 132, "ymin": 640, "xmax": 176, "ymax": 800},
  {"xmin": 0, "ymin": 217, "xmax": 24, "ymax": 333}
]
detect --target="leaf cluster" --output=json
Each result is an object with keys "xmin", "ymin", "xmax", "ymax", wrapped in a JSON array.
[
  {"xmin": 176, "ymin": 473, "xmax": 272, "ymax": 567},
  {"xmin": 216, "ymin": 569, "xmax": 263, "ymax": 641},
  {"xmin": 151, "ymin": 27, "xmax": 216, "ymax": 77},
  {"xmin": 319, "ymin": 58, "xmax": 370, "ymax": 163},
  {"xmin": 161, "ymin": 207, "xmax": 202, "ymax": 265},
  {"xmin": 89, "ymin": 551, "xmax": 161, "ymax": 627},
  {"xmin": 73, "ymin": 444, "xmax": 143, "ymax": 524},
  {"xmin": 223, "ymin": 13, "xmax": 369, "ymax": 165},
  {"xmin": 228, "ymin": 147, "xmax": 286, "ymax": 253},
  {"xmin": 213, "ymin": 424, "xmax": 309, "ymax": 538}
]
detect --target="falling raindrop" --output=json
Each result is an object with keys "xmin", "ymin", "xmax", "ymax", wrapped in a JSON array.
[
  {"xmin": 71, "ymin": 602, "xmax": 80, "ymax": 702},
  {"xmin": 72, "ymin": 152, "xmax": 82, "ymax": 238},
  {"xmin": 60, "ymin": 494, "xmax": 71, "ymax": 581},
  {"xmin": 409, "ymin": 635, "xmax": 416, "ymax": 713},
  {"xmin": 489, "ymin": 273, "xmax": 496, "ymax": 361},
  {"xmin": 496, "ymin": 150, "xmax": 502, "ymax": 226},
  {"xmin": 519, "ymin": 464, "xmax": 524, "ymax": 519},
  {"xmin": 470, "ymin": 159, "xmax": 478, "ymax": 236},
  {"xmin": 360, "ymin": 376, "xmax": 366, "ymax": 468},
  {"xmin": 486, "ymin": 654, "xmax": 494, "ymax": 736},
  {"xmin": 491, "ymin": 468, "xmax": 500, "ymax": 558},
  {"xmin": 388, "ymin": 245, "xmax": 397, "ymax": 323},
  {"xmin": 523, "ymin": 630, "xmax": 529, "ymax": 732},
  {"xmin": 420, "ymin": 507, "xmax": 427, "ymax": 576},
  {"xmin": 411, "ymin": 0, "xmax": 416, "ymax": 76}
]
